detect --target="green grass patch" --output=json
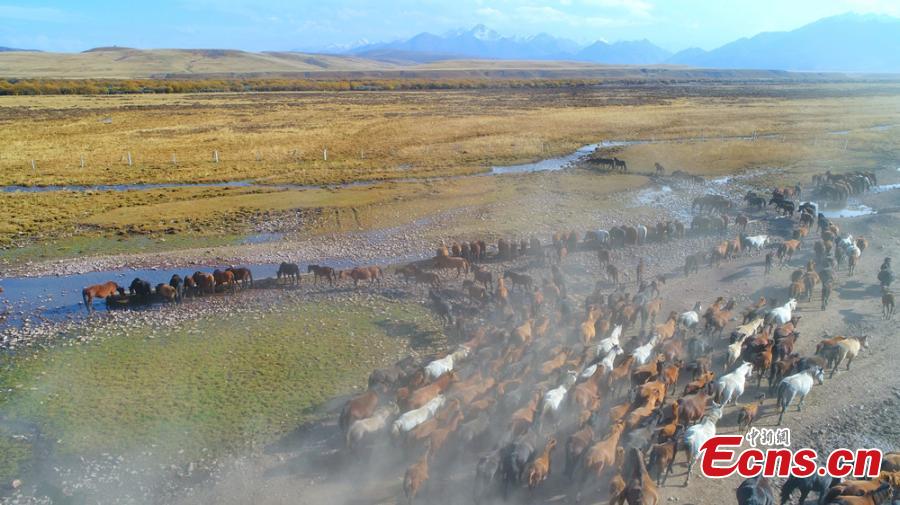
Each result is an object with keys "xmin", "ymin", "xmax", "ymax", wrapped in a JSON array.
[{"xmin": 0, "ymin": 298, "xmax": 442, "ymax": 480}]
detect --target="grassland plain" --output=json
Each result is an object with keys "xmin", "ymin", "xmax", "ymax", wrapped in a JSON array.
[
  {"xmin": 0, "ymin": 296, "xmax": 443, "ymax": 484},
  {"xmin": 1, "ymin": 83, "xmax": 898, "ymax": 263}
]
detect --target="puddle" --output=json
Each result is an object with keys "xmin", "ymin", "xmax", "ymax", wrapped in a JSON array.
[
  {"xmin": 821, "ymin": 204, "xmax": 877, "ymax": 218},
  {"xmin": 872, "ymin": 183, "xmax": 900, "ymax": 193},
  {"xmin": 828, "ymin": 130, "xmax": 851, "ymax": 136}
]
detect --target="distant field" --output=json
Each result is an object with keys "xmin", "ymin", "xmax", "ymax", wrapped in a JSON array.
[
  {"xmin": 0, "ymin": 47, "xmax": 841, "ymax": 80},
  {"xmin": 0, "ymin": 83, "xmax": 898, "ymax": 259}
]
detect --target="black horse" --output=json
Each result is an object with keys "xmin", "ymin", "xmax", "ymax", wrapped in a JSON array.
[
  {"xmin": 736, "ymin": 475, "xmax": 775, "ymax": 505},
  {"xmin": 428, "ymin": 289, "xmax": 453, "ymax": 326},
  {"xmin": 129, "ymin": 278, "xmax": 152, "ymax": 298},
  {"xmin": 277, "ymin": 262, "xmax": 301, "ymax": 285},
  {"xmin": 169, "ymin": 274, "xmax": 184, "ymax": 302},
  {"xmin": 779, "ymin": 473, "xmax": 839, "ymax": 505}
]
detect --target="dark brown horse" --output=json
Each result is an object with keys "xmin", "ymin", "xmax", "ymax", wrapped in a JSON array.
[
  {"xmin": 227, "ymin": 267, "xmax": 253, "ymax": 289},
  {"xmin": 277, "ymin": 262, "xmax": 301, "ymax": 285},
  {"xmin": 192, "ymin": 271, "xmax": 215, "ymax": 295},
  {"xmin": 82, "ymin": 282, "xmax": 125, "ymax": 312},
  {"xmin": 308, "ymin": 264, "xmax": 337, "ymax": 285}
]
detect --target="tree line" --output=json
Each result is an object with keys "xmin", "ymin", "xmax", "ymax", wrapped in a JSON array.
[{"xmin": 0, "ymin": 78, "xmax": 611, "ymax": 96}]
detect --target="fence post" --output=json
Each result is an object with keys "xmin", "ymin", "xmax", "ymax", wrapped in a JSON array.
[
  {"xmin": 31, "ymin": 160, "xmax": 36, "ymax": 171},
  {"xmin": 213, "ymin": 150, "xmax": 219, "ymax": 163},
  {"xmin": 172, "ymin": 154, "xmax": 177, "ymax": 166},
  {"xmin": 323, "ymin": 148, "xmax": 327, "ymax": 161},
  {"xmin": 80, "ymin": 155, "xmax": 85, "ymax": 169}
]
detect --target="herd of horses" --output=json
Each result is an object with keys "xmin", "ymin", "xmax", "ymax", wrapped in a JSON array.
[
  {"xmin": 74, "ymin": 169, "xmax": 897, "ymax": 504},
  {"xmin": 82, "ymin": 267, "xmax": 254, "ymax": 312},
  {"xmin": 335, "ymin": 179, "xmax": 896, "ymax": 504}
]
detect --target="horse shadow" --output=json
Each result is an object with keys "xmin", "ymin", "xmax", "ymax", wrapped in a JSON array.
[
  {"xmin": 835, "ymin": 280, "xmax": 881, "ymax": 301},
  {"xmin": 838, "ymin": 308, "xmax": 864, "ymax": 325},
  {"xmin": 375, "ymin": 319, "xmax": 443, "ymax": 351},
  {"xmin": 720, "ymin": 267, "xmax": 754, "ymax": 283}
]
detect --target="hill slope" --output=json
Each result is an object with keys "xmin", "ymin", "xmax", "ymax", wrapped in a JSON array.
[
  {"xmin": 668, "ymin": 13, "xmax": 900, "ymax": 72},
  {"xmin": 0, "ymin": 48, "xmax": 397, "ymax": 78}
]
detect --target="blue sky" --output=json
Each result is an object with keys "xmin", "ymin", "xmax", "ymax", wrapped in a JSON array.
[{"xmin": 1, "ymin": 0, "xmax": 898, "ymax": 53}]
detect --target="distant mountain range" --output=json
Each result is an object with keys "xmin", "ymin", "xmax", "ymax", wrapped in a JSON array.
[{"xmin": 343, "ymin": 13, "xmax": 900, "ymax": 72}]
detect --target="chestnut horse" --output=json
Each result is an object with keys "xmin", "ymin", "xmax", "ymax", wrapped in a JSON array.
[
  {"xmin": 432, "ymin": 256, "xmax": 469, "ymax": 277},
  {"xmin": 82, "ymin": 282, "xmax": 125, "ymax": 312},
  {"xmin": 227, "ymin": 267, "xmax": 253, "ymax": 289},
  {"xmin": 308, "ymin": 264, "xmax": 337, "ymax": 285},
  {"xmin": 213, "ymin": 269, "xmax": 236, "ymax": 294}
]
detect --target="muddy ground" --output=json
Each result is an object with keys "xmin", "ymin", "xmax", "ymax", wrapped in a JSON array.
[{"xmin": 2, "ymin": 166, "xmax": 899, "ymax": 505}]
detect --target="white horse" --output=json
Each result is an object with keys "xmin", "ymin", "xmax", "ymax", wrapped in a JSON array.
[
  {"xmin": 346, "ymin": 403, "xmax": 399, "ymax": 449},
  {"xmin": 539, "ymin": 370, "xmax": 578, "ymax": 431},
  {"xmin": 744, "ymin": 235, "xmax": 768, "ymax": 254},
  {"xmin": 600, "ymin": 344, "xmax": 623, "ymax": 371},
  {"xmin": 683, "ymin": 402, "xmax": 724, "ymax": 485},
  {"xmin": 716, "ymin": 361, "xmax": 754, "ymax": 405},
  {"xmin": 838, "ymin": 234, "xmax": 854, "ymax": 250},
  {"xmin": 424, "ymin": 345, "xmax": 469, "ymax": 380},
  {"xmin": 637, "ymin": 225, "xmax": 648, "ymax": 244},
  {"xmin": 392, "ymin": 394, "xmax": 445, "ymax": 436},
  {"xmin": 766, "ymin": 299, "xmax": 797, "ymax": 326},
  {"xmin": 679, "ymin": 302, "xmax": 702, "ymax": 330},
  {"xmin": 632, "ymin": 335, "xmax": 658, "ymax": 366},
  {"xmin": 594, "ymin": 324, "xmax": 623, "ymax": 357},
  {"xmin": 776, "ymin": 367, "xmax": 825, "ymax": 425}
]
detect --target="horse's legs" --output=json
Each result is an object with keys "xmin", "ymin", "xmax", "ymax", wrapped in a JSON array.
[
  {"xmin": 684, "ymin": 453, "xmax": 694, "ymax": 486},
  {"xmin": 797, "ymin": 393, "xmax": 806, "ymax": 411}
]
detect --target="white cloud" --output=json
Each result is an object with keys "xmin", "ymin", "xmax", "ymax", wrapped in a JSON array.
[
  {"xmin": 580, "ymin": 0, "xmax": 654, "ymax": 17},
  {"xmin": 515, "ymin": 5, "xmax": 631, "ymax": 28},
  {"xmin": 0, "ymin": 4, "xmax": 66, "ymax": 22},
  {"xmin": 476, "ymin": 7, "xmax": 504, "ymax": 17},
  {"xmin": 842, "ymin": 0, "xmax": 900, "ymax": 16}
]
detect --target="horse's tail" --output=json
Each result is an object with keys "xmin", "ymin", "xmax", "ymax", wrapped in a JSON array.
[
  {"xmin": 775, "ymin": 380, "xmax": 788, "ymax": 410},
  {"xmin": 82, "ymin": 289, "xmax": 91, "ymax": 310}
]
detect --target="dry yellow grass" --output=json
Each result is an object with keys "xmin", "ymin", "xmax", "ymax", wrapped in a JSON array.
[
  {"xmin": 1, "ymin": 84, "xmax": 898, "ymax": 261},
  {"xmin": 1, "ymin": 86, "xmax": 898, "ymax": 187}
]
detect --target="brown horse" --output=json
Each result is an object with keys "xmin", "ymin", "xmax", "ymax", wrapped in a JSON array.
[
  {"xmin": 308, "ymin": 264, "xmax": 337, "ymax": 285},
  {"xmin": 193, "ymin": 271, "xmax": 215, "ymax": 295},
  {"xmin": 227, "ymin": 267, "xmax": 253, "ymax": 289},
  {"xmin": 213, "ymin": 269, "xmax": 236, "ymax": 294},
  {"xmin": 82, "ymin": 282, "xmax": 125, "ymax": 312},
  {"xmin": 503, "ymin": 270, "xmax": 533, "ymax": 291},
  {"xmin": 432, "ymin": 256, "xmax": 469, "ymax": 277},
  {"xmin": 339, "ymin": 389, "xmax": 379, "ymax": 433},
  {"xmin": 339, "ymin": 267, "xmax": 374, "ymax": 288}
]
